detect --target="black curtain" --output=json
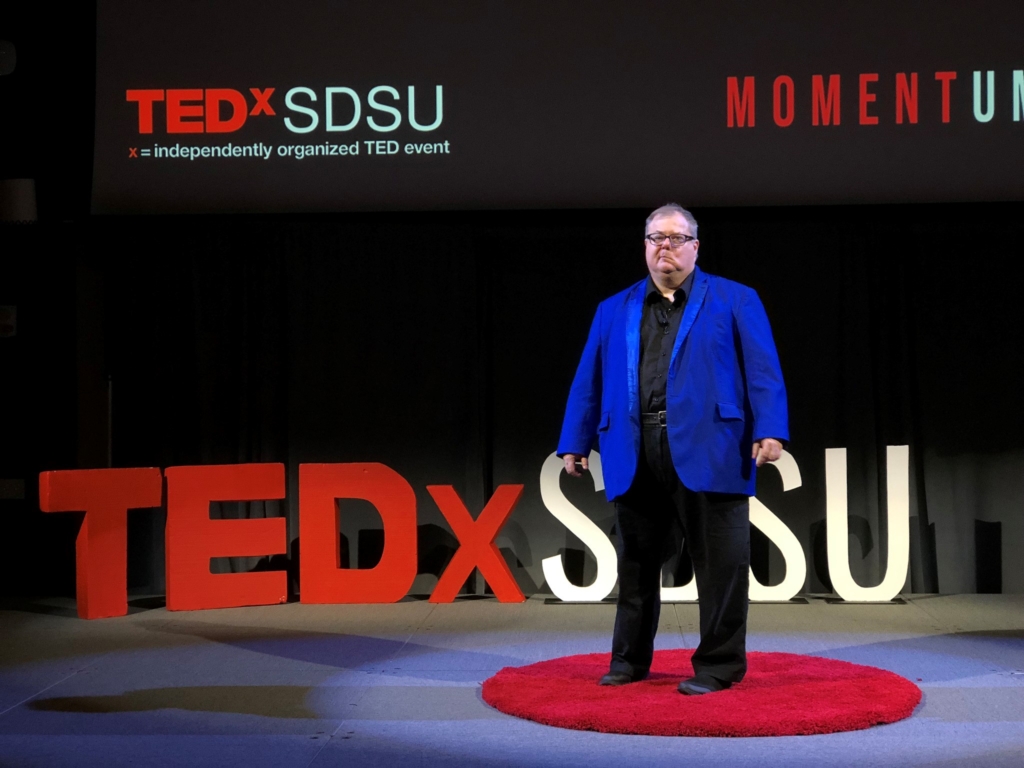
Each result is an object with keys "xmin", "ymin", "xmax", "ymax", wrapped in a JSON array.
[{"xmin": 2, "ymin": 203, "xmax": 1021, "ymax": 598}]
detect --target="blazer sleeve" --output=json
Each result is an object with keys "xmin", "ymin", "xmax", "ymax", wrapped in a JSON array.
[
  {"xmin": 556, "ymin": 302, "xmax": 604, "ymax": 457},
  {"xmin": 735, "ymin": 288, "xmax": 790, "ymax": 444}
]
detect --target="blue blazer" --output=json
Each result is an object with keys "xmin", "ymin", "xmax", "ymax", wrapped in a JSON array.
[{"xmin": 557, "ymin": 267, "xmax": 789, "ymax": 499}]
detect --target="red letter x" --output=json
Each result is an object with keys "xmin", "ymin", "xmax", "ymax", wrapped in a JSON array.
[
  {"xmin": 249, "ymin": 88, "xmax": 276, "ymax": 116},
  {"xmin": 427, "ymin": 484, "xmax": 525, "ymax": 603}
]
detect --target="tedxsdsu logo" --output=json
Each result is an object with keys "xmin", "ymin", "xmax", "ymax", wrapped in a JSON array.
[
  {"xmin": 726, "ymin": 69, "xmax": 1024, "ymax": 127},
  {"xmin": 125, "ymin": 85, "xmax": 444, "ymax": 134}
]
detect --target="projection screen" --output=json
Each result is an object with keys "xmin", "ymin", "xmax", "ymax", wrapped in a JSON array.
[{"xmin": 93, "ymin": 0, "xmax": 1024, "ymax": 214}]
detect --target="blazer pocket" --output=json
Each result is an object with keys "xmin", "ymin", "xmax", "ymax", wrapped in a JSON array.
[
  {"xmin": 598, "ymin": 412, "xmax": 611, "ymax": 432},
  {"xmin": 716, "ymin": 402, "xmax": 745, "ymax": 421}
]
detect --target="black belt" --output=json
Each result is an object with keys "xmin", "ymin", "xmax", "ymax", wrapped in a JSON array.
[{"xmin": 641, "ymin": 411, "xmax": 667, "ymax": 427}]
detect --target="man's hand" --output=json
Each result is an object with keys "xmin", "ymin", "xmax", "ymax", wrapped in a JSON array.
[
  {"xmin": 752, "ymin": 438, "xmax": 783, "ymax": 467},
  {"xmin": 563, "ymin": 453, "xmax": 589, "ymax": 477}
]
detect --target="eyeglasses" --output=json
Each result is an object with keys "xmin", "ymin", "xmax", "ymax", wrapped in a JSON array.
[{"xmin": 645, "ymin": 233, "xmax": 696, "ymax": 248}]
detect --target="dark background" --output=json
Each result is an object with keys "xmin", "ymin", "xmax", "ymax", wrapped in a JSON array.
[
  {"xmin": 1, "ymin": 3, "xmax": 1021, "ymax": 600},
  {"xmin": 92, "ymin": 0, "xmax": 1024, "ymax": 213}
]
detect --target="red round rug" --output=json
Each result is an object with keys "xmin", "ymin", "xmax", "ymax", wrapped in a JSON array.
[{"xmin": 482, "ymin": 649, "xmax": 921, "ymax": 737}]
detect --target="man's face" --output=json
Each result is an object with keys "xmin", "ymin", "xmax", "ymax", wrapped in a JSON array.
[{"xmin": 644, "ymin": 213, "xmax": 699, "ymax": 282}]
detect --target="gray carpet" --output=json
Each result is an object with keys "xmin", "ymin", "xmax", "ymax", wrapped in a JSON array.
[{"xmin": 1, "ymin": 594, "xmax": 1023, "ymax": 767}]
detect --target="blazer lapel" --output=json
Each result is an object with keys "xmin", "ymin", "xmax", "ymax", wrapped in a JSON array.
[
  {"xmin": 623, "ymin": 280, "xmax": 645, "ymax": 419},
  {"xmin": 670, "ymin": 267, "xmax": 709, "ymax": 368}
]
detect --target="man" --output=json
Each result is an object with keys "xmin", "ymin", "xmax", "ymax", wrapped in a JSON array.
[{"xmin": 557, "ymin": 204, "xmax": 788, "ymax": 695}]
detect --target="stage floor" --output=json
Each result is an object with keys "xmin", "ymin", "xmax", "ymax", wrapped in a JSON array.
[{"xmin": 1, "ymin": 594, "xmax": 1023, "ymax": 767}]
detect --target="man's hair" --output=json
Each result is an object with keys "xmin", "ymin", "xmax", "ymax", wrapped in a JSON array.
[{"xmin": 645, "ymin": 203, "xmax": 698, "ymax": 238}]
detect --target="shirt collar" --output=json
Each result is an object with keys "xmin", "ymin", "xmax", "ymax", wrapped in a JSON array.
[{"xmin": 645, "ymin": 269, "xmax": 695, "ymax": 305}]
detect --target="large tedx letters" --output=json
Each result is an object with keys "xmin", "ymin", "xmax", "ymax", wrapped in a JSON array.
[
  {"xmin": 40, "ymin": 447, "xmax": 910, "ymax": 618},
  {"xmin": 39, "ymin": 463, "xmax": 522, "ymax": 618}
]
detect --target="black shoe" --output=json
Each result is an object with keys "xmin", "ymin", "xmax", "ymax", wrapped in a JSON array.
[
  {"xmin": 677, "ymin": 674, "xmax": 731, "ymax": 695},
  {"xmin": 599, "ymin": 671, "xmax": 641, "ymax": 686}
]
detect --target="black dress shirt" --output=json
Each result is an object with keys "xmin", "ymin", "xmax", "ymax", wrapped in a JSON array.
[{"xmin": 640, "ymin": 271, "xmax": 695, "ymax": 413}]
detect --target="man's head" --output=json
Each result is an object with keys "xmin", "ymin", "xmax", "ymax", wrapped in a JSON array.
[{"xmin": 644, "ymin": 203, "xmax": 699, "ymax": 288}]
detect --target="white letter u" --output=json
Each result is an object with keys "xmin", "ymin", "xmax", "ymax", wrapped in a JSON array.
[
  {"xmin": 408, "ymin": 85, "xmax": 443, "ymax": 131},
  {"xmin": 825, "ymin": 446, "xmax": 910, "ymax": 602},
  {"xmin": 973, "ymin": 70, "xmax": 995, "ymax": 123}
]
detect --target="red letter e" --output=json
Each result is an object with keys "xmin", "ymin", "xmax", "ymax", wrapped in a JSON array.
[{"xmin": 164, "ymin": 464, "xmax": 288, "ymax": 611}]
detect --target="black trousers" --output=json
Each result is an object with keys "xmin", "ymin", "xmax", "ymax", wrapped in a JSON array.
[{"xmin": 609, "ymin": 423, "xmax": 751, "ymax": 683}]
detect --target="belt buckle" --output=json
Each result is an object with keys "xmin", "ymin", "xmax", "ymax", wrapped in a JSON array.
[{"xmin": 658, "ymin": 411, "xmax": 667, "ymax": 427}]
